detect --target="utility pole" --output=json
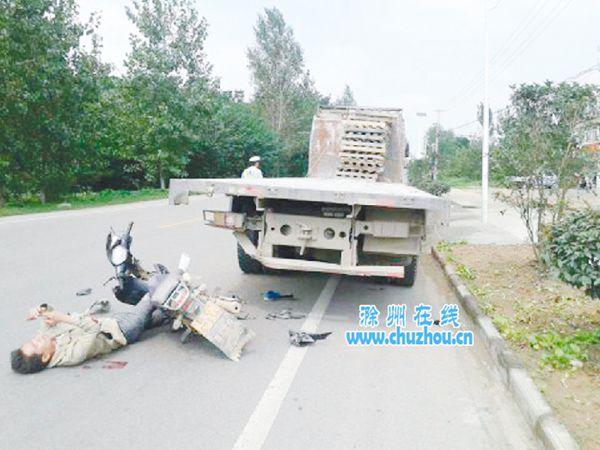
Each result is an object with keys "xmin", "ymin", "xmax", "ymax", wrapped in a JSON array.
[
  {"xmin": 481, "ymin": 0, "xmax": 490, "ymax": 224},
  {"xmin": 416, "ymin": 112, "xmax": 427, "ymax": 159},
  {"xmin": 432, "ymin": 109, "xmax": 443, "ymax": 181}
]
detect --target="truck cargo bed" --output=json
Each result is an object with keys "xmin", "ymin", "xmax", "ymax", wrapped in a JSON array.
[{"xmin": 169, "ymin": 177, "xmax": 445, "ymax": 210}]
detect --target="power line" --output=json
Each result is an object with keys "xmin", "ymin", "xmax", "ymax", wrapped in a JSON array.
[
  {"xmin": 446, "ymin": 0, "xmax": 575, "ymax": 112},
  {"xmin": 488, "ymin": 0, "xmax": 547, "ymax": 67},
  {"xmin": 447, "ymin": 58, "xmax": 591, "ymax": 132},
  {"xmin": 489, "ymin": 0, "xmax": 504, "ymax": 11},
  {"xmin": 564, "ymin": 63, "xmax": 600, "ymax": 82},
  {"xmin": 445, "ymin": 0, "xmax": 549, "ymax": 109},
  {"xmin": 448, "ymin": 0, "xmax": 561, "ymax": 109},
  {"xmin": 448, "ymin": 119, "xmax": 478, "ymax": 131},
  {"xmin": 488, "ymin": 0, "xmax": 575, "ymax": 84},
  {"xmin": 444, "ymin": 0, "xmax": 575, "ymax": 134}
]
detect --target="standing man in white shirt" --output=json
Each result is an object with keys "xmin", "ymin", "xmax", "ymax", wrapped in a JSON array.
[{"xmin": 241, "ymin": 155, "xmax": 263, "ymax": 179}]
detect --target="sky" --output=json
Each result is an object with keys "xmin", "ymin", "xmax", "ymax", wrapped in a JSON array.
[{"xmin": 78, "ymin": 0, "xmax": 600, "ymax": 157}]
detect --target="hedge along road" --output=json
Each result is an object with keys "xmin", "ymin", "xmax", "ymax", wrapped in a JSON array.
[{"xmin": 0, "ymin": 196, "xmax": 539, "ymax": 450}]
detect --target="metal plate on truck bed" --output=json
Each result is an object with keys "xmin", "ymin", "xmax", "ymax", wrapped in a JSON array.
[{"xmin": 169, "ymin": 177, "xmax": 446, "ymax": 211}]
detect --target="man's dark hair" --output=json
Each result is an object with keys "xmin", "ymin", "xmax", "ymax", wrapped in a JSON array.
[{"xmin": 10, "ymin": 349, "xmax": 48, "ymax": 374}]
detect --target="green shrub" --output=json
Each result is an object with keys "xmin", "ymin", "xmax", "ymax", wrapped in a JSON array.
[
  {"xmin": 418, "ymin": 179, "xmax": 450, "ymax": 196},
  {"xmin": 492, "ymin": 314, "xmax": 526, "ymax": 343},
  {"xmin": 546, "ymin": 209, "xmax": 600, "ymax": 298},
  {"xmin": 409, "ymin": 178, "xmax": 450, "ymax": 196},
  {"xmin": 407, "ymin": 159, "xmax": 451, "ymax": 196},
  {"xmin": 529, "ymin": 329, "xmax": 600, "ymax": 369}
]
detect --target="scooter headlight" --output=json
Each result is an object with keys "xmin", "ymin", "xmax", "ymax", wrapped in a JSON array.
[{"xmin": 110, "ymin": 245, "xmax": 128, "ymax": 266}]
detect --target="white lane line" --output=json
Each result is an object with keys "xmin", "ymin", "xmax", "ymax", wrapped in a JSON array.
[
  {"xmin": 233, "ymin": 275, "xmax": 340, "ymax": 450},
  {"xmin": 158, "ymin": 216, "xmax": 204, "ymax": 229}
]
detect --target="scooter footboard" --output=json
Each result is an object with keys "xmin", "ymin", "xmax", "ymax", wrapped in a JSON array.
[{"xmin": 190, "ymin": 302, "xmax": 255, "ymax": 361}]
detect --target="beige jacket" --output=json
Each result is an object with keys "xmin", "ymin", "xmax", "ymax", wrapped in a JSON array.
[{"xmin": 38, "ymin": 315, "xmax": 127, "ymax": 368}]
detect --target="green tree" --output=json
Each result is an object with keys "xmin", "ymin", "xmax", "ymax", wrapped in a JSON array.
[
  {"xmin": 412, "ymin": 126, "xmax": 480, "ymax": 183},
  {"xmin": 187, "ymin": 93, "xmax": 279, "ymax": 178},
  {"xmin": 283, "ymin": 70, "xmax": 328, "ymax": 176},
  {"xmin": 0, "ymin": 0, "xmax": 107, "ymax": 202},
  {"xmin": 495, "ymin": 81, "xmax": 599, "ymax": 260},
  {"xmin": 123, "ymin": 0, "xmax": 215, "ymax": 188},
  {"xmin": 247, "ymin": 7, "xmax": 325, "ymax": 176},
  {"xmin": 247, "ymin": 7, "xmax": 304, "ymax": 135},
  {"xmin": 334, "ymin": 85, "xmax": 357, "ymax": 107}
]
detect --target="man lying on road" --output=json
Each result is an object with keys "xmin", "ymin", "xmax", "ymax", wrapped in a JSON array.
[{"xmin": 11, "ymin": 297, "xmax": 166, "ymax": 374}]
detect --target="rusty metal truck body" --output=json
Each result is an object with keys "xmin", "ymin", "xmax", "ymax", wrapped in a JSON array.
[{"xmin": 169, "ymin": 107, "xmax": 447, "ymax": 285}]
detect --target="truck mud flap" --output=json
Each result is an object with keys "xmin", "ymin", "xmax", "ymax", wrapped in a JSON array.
[{"xmin": 234, "ymin": 231, "xmax": 258, "ymax": 258}]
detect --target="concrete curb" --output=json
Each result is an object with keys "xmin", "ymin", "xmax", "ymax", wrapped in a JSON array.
[{"xmin": 432, "ymin": 247, "xmax": 579, "ymax": 450}]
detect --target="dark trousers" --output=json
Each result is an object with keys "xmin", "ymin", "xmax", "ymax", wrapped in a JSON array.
[{"xmin": 113, "ymin": 297, "xmax": 157, "ymax": 344}]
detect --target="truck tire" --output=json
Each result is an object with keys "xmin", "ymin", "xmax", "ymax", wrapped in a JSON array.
[
  {"xmin": 388, "ymin": 256, "xmax": 417, "ymax": 287},
  {"xmin": 237, "ymin": 243, "xmax": 264, "ymax": 274}
]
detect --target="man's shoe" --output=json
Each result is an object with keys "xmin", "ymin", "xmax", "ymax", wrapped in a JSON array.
[{"xmin": 148, "ymin": 309, "xmax": 171, "ymax": 329}]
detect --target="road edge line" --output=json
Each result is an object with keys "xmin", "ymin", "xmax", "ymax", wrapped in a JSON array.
[
  {"xmin": 0, "ymin": 198, "xmax": 167, "ymax": 225},
  {"xmin": 432, "ymin": 247, "xmax": 579, "ymax": 450},
  {"xmin": 232, "ymin": 275, "xmax": 341, "ymax": 450}
]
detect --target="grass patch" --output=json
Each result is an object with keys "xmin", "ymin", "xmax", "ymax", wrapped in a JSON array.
[
  {"xmin": 455, "ymin": 263, "xmax": 476, "ymax": 281},
  {"xmin": 439, "ymin": 177, "xmax": 502, "ymax": 189},
  {"xmin": 441, "ymin": 244, "xmax": 600, "ymax": 448},
  {"xmin": 0, "ymin": 188, "xmax": 167, "ymax": 217},
  {"xmin": 435, "ymin": 239, "xmax": 467, "ymax": 253},
  {"xmin": 529, "ymin": 329, "xmax": 600, "ymax": 370},
  {"xmin": 439, "ymin": 176, "xmax": 479, "ymax": 188},
  {"xmin": 492, "ymin": 314, "xmax": 527, "ymax": 343}
]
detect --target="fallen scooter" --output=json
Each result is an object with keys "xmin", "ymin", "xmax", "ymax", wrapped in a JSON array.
[
  {"xmin": 105, "ymin": 221, "xmax": 157, "ymax": 305},
  {"xmin": 150, "ymin": 253, "xmax": 254, "ymax": 361},
  {"xmin": 105, "ymin": 222, "xmax": 254, "ymax": 361}
]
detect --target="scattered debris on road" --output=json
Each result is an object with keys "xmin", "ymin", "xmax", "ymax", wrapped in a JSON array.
[
  {"xmin": 263, "ymin": 290, "xmax": 295, "ymax": 301},
  {"xmin": 76, "ymin": 288, "xmax": 92, "ymax": 296},
  {"xmin": 236, "ymin": 312, "xmax": 256, "ymax": 320},
  {"xmin": 265, "ymin": 309, "xmax": 306, "ymax": 320},
  {"xmin": 85, "ymin": 299, "xmax": 111, "ymax": 315},
  {"xmin": 289, "ymin": 330, "xmax": 332, "ymax": 347}
]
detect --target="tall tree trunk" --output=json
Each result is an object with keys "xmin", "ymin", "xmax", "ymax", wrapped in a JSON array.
[
  {"xmin": 159, "ymin": 165, "xmax": 165, "ymax": 189},
  {"xmin": 157, "ymin": 154, "xmax": 166, "ymax": 189}
]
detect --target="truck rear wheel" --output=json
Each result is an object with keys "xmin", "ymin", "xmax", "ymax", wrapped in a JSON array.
[
  {"xmin": 388, "ymin": 256, "xmax": 417, "ymax": 287},
  {"xmin": 237, "ymin": 244, "xmax": 264, "ymax": 274},
  {"xmin": 237, "ymin": 229, "xmax": 264, "ymax": 274}
]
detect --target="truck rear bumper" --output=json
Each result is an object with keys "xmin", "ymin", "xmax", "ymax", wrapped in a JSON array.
[
  {"xmin": 259, "ymin": 256, "xmax": 405, "ymax": 278},
  {"xmin": 235, "ymin": 231, "xmax": 405, "ymax": 278}
]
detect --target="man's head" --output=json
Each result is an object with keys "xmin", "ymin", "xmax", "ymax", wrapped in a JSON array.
[
  {"xmin": 249, "ymin": 155, "xmax": 261, "ymax": 168},
  {"xmin": 11, "ymin": 335, "xmax": 55, "ymax": 374}
]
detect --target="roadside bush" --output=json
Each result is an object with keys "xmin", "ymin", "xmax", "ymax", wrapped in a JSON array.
[
  {"xmin": 414, "ymin": 179, "xmax": 451, "ymax": 196},
  {"xmin": 529, "ymin": 329, "xmax": 600, "ymax": 369},
  {"xmin": 545, "ymin": 209, "xmax": 600, "ymax": 298}
]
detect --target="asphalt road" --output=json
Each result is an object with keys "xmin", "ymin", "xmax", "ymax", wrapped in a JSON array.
[{"xmin": 0, "ymin": 196, "xmax": 539, "ymax": 450}]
